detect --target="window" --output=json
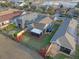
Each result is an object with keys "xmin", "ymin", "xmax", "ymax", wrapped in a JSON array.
[{"xmin": 60, "ymin": 46, "xmax": 71, "ymax": 55}]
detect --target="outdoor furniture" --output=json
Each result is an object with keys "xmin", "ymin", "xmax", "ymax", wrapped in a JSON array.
[{"xmin": 31, "ymin": 28, "xmax": 43, "ymax": 37}]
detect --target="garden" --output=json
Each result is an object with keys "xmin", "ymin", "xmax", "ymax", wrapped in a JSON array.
[
  {"xmin": 1, "ymin": 23, "xmax": 21, "ymax": 39},
  {"xmin": 2, "ymin": 24, "xmax": 16, "ymax": 31}
]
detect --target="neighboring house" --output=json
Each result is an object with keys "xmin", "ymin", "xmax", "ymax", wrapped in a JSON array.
[
  {"xmin": 20, "ymin": 12, "xmax": 39, "ymax": 29},
  {"xmin": 13, "ymin": 12, "xmax": 47, "ymax": 29},
  {"xmin": 13, "ymin": 12, "xmax": 39, "ymax": 29},
  {"xmin": 30, "ymin": 17, "xmax": 53, "ymax": 37},
  {"xmin": 41, "ymin": 1, "xmax": 77, "ymax": 8},
  {"xmin": 46, "ymin": 18, "xmax": 77, "ymax": 56},
  {"xmin": 0, "ymin": 9, "xmax": 22, "ymax": 27}
]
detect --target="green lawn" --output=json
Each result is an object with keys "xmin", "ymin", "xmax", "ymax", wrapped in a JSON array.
[
  {"xmin": 3, "ymin": 24, "xmax": 16, "ymax": 31},
  {"xmin": 45, "ymin": 53, "xmax": 68, "ymax": 59},
  {"xmin": 53, "ymin": 44, "xmax": 79, "ymax": 59},
  {"xmin": 54, "ymin": 53, "xmax": 68, "ymax": 59},
  {"xmin": 74, "ymin": 44, "xmax": 79, "ymax": 59},
  {"xmin": 21, "ymin": 32, "xmax": 50, "ymax": 51},
  {"xmin": 45, "ymin": 56, "xmax": 53, "ymax": 59},
  {"xmin": 21, "ymin": 24, "xmax": 60, "ymax": 51}
]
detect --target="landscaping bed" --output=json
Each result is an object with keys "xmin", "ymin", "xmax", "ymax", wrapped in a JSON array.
[
  {"xmin": 0, "ymin": 23, "xmax": 21, "ymax": 39},
  {"xmin": 2, "ymin": 24, "xmax": 16, "ymax": 32}
]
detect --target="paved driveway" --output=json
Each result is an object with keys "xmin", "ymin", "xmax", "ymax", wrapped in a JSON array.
[{"xmin": 0, "ymin": 34, "xmax": 43, "ymax": 59}]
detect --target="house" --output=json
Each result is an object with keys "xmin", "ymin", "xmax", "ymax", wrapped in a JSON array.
[
  {"xmin": 0, "ymin": 9, "xmax": 22, "ymax": 27},
  {"xmin": 13, "ymin": 12, "xmax": 47, "ymax": 29},
  {"xmin": 21, "ymin": 12, "xmax": 39, "ymax": 29},
  {"xmin": 30, "ymin": 17, "xmax": 53, "ymax": 37},
  {"xmin": 46, "ymin": 18, "xmax": 77, "ymax": 56},
  {"xmin": 13, "ymin": 12, "xmax": 39, "ymax": 29}
]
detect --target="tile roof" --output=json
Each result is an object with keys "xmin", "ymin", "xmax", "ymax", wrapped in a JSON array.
[
  {"xmin": 0, "ymin": 9, "xmax": 22, "ymax": 22},
  {"xmin": 0, "ymin": 9, "xmax": 20, "ymax": 16}
]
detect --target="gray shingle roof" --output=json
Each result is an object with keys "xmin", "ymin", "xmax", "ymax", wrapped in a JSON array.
[
  {"xmin": 33, "ymin": 23, "xmax": 45, "ymax": 30},
  {"xmin": 51, "ymin": 18, "xmax": 71, "ymax": 42}
]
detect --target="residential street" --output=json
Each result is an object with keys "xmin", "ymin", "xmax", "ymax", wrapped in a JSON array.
[{"xmin": 0, "ymin": 34, "xmax": 43, "ymax": 59}]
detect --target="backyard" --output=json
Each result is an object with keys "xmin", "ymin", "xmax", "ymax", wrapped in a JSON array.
[
  {"xmin": 20, "ymin": 24, "xmax": 60, "ymax": 52},
  {"xmin": 0, "ymin": 22, "xmax": 63, "ymax": 59}
]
